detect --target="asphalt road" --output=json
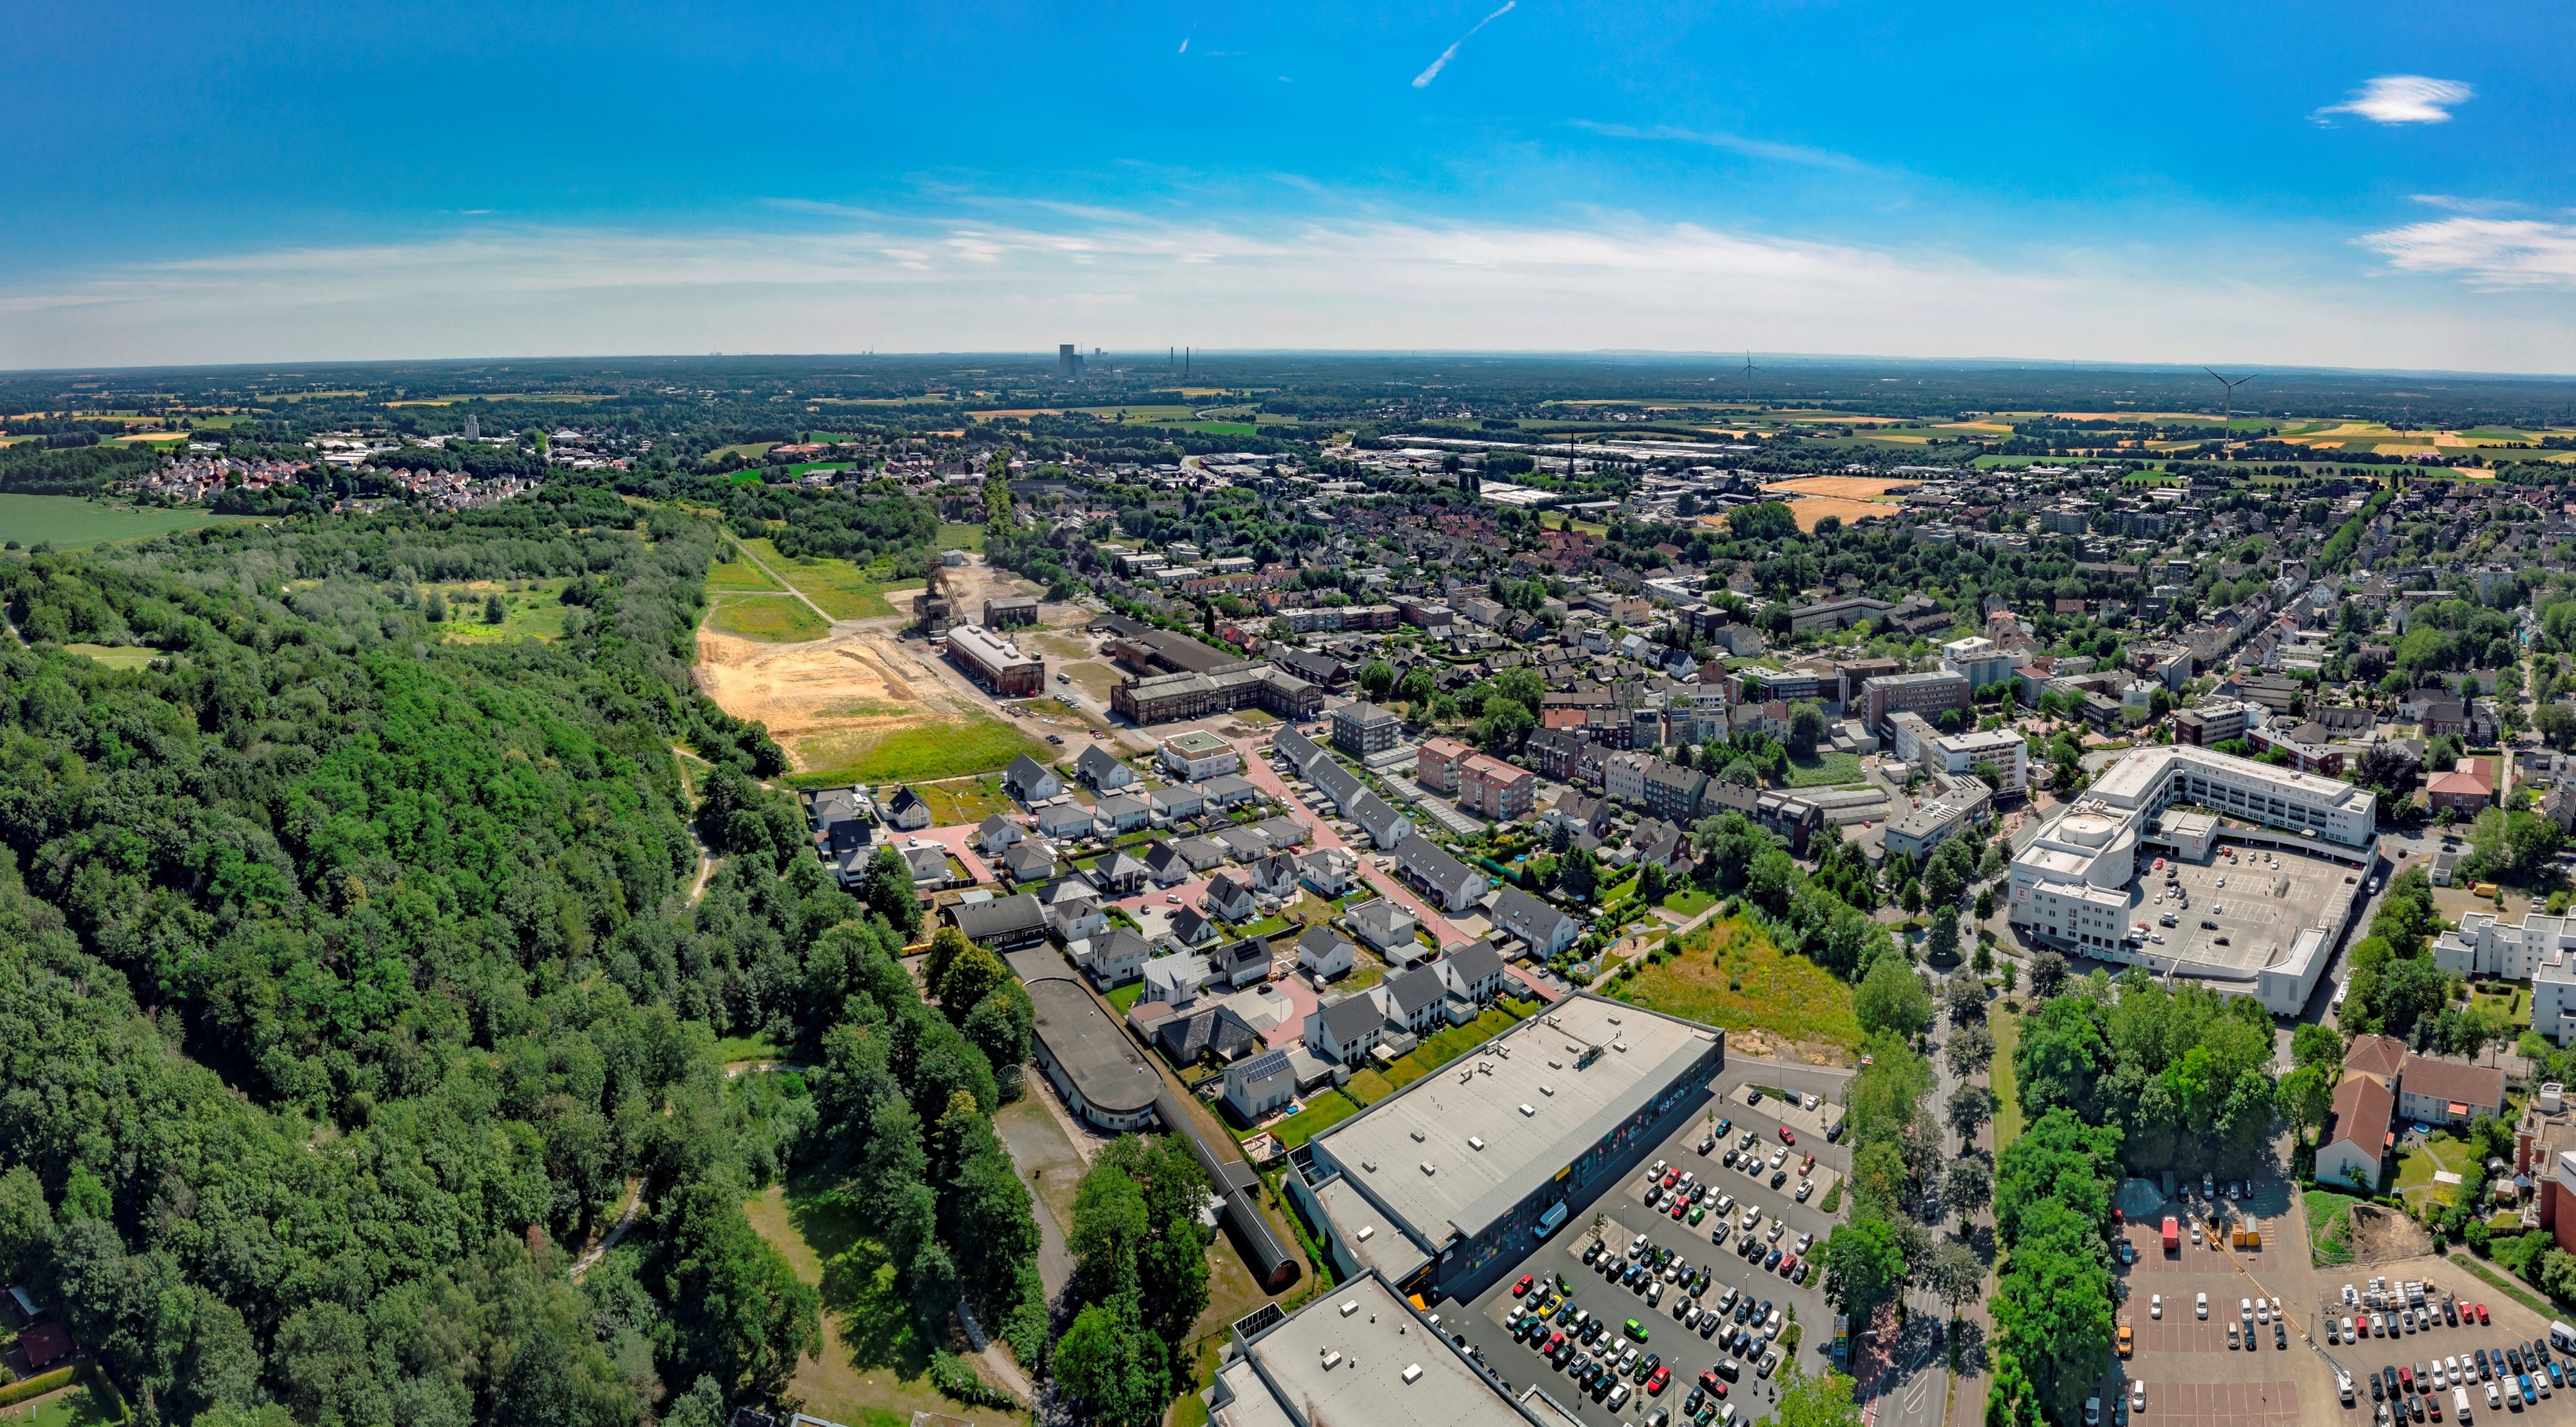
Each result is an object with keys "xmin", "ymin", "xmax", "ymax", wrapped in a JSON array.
[{"xmin": 1438, "ymin": 1059, "xmax": 1860, "ymax": 1427}]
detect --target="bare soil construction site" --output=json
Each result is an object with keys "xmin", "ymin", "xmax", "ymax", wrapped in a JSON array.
[{"xmin": 692, "ymin": 554, "xmax": 1065, "ymax": 787}]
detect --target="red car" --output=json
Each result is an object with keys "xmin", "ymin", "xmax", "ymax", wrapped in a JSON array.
[
  {"xmin": 1647, "ymin": 1366, "xmax": 1671, "ymax": 1395},
  {"xmin": 1699, "ymin": 1371, "xmax": 1723, "ymax": 1395},
  {"xmin": 1780, "ymin": 1254, "xmax": 1800, "ymax": 1278},
  {"xmin": 1514, "ymin": 1275, "xmax": 1535, "ymax": 1298},
  {"xmin": 1778, "ymin": 1127, "xmax": 1795, "ymax": 1145},
  {"xmin": 1663, "ymin": 1169, "xmax": 1682, "ymax": 1187},
  {"xmin": 2477, "ymin": 1303, "xmax": 2492, "ymax": 1325},
  {"xmin": 1546, "ymin": 1332, "xmax": 1566, "ymax": 1354}
]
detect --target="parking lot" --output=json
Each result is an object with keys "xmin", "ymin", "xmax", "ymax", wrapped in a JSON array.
[{"xmin": 1440, "ymin": 1061, "xmax": 1854, "ymax": 1427}]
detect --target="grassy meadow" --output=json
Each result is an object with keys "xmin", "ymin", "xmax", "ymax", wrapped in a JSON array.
[{"xmin": 0, "ymin": 493, "xmax": 261, "ymax": 549}]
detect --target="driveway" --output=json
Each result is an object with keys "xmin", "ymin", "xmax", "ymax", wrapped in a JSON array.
[{"xmin": 905, "ymin": 824, "xmax": 996, "ymax": 885}]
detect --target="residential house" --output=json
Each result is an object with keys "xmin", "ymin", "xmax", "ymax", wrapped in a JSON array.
[
  {"xmin": 1308, "ymin": 994, "xmax": 1390, "ymax": 1067},
  {"xmin": 1093, "ymin": 850, "xmax": 1151, "ymax": 896},
  {"xmin": 943, "ymin": 893, "xmax": 1050, "ymax": 950},
  {"xmin": 903, "ymin": 843, "xmax": 957, "ymax": 888},
  {"xmin": 1331, "ymin": 701, "xmax": 1404, "ymax": 756},
  {"xmin": 1035, "ymin": 801, "xmax": 1096, "ymax": 841},
  {"xmin": 1395, "ymin": 836, "xmax": 1490, "ymax": 914},
  {"xmin": 1156, "ymin": 999, "xmax": 1262, "ymax": 1065},
  {"xmin": 1223, "ymin": 1048, "xmax": 1298, "ymax": 1121},
  {"xmin": 976, "ymin": 814, "xmax": 1024, "ymax": 858},
  {"xmin": 1142, "ymin": 952, "xmax": 1214, "ymax": 1007},
  {"xmin": 1202, "ymin": 773, "xmax": 1259, "ymax": 809},
  {"xmin": 1346, "ymin": 788, "xmax": 1415, "ymax": 849},
  {"xmin": 1048, "ymin": 880, "xmax": 1106, "ymax": 942},
  {"xmin": 1273, "ymin": 726, "xmax": 1330, "ymax": 779},
  {"xmin": 1347, "ymin": 898, "xmax": 1421, "ymax": 961},
  {"xmin": 1377, "ymin": 964, "xmax": 1449, "ymax": 1036},
  {"xmin": 2428, "ymin": 767, "xmax": 2495, "ymax": 816},
  {"xmin": 1213, "ymin": 935, "xmax": 1275, "ymax": 989},
  {"xmin": 1296, "ymin": 925, "xmax": 1357, "ymax": 980},
  {"xmin": 1003, "ymin": 840, "xmax": 1059, "ymax": 883},
  {"xmin": 1170, "ymin": 904, "xmax": 1219, "ymax": 947},
  {"xmin": 1095, "ymin": 794, "xmax": 1153, "ymax": 835},
  {"xmin": 1076, "ymin": 743, "xmax": 1139, "ymax": 791},
  {"xmin": 1490, "ymin": 885, "xmax": 1581, "ymax": 959},
  {"xmin": 2396, "ymin": 1053, "xmax": 2509, "ymax": 1127},
  {"xmin": 884, "ymin": 787, "xmax": 933, "ymax": 831},
  {"xmin": 1204, "ymin": 873, "xmax": 1260, "ymax": 924},
  {"xmin": 1172, "ymin": 835, "xmax": 1231, "ymax": 872},
  {"xmin": 1434, "ymin": 940, "xmax": 1511, "ymax": 1007},
  {"xmin": 1004, "ymin": 754, "xmax": 1064, "ymax": 804},
  {"xmin": 1217, "ymin": 826, "xmax": 1277, "ymax": 862},
  {"xmin": 1296, "ymin": 847, "xmax": 1358, "ymax": 897},
  {"xmin": 1142, "ymin": 841, "xmax": 1194, "ymax": 885},
  {"xmin": 2318, "ymin": 1072, "xmax": 2394, "ymax": 1192},
  {"xmin": 1149, "ymin": 783, "xmax": 1206, "ymax": 822},
  {"xmin": 1629, "ymin": 818, "xmax": 1693, "ymax": 876},
  {"xmin": 1078, "ymin": 927, "xmax": 1153, "ymax": 985}
]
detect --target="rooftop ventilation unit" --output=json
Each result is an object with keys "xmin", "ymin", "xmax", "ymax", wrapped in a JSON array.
[
  {"xmin": 1421, "ymin": 1162, "xmax": 1437, "ymax": 1176},
  {"xmin": 1341, "ymin": 1300, "xmax": 1360, "ymax": 1316},
  {"xmin": 1404, "ymin": 1364, "xmax": 1424, "ymax": 1384},
  {"xmin": 1469, "ymin": 1136, "xmax": 1486, "ymax": 1150},
  {"xmin": 1323, "ymin": 1350, "xmax": 1344, "ymax": 1370},
  {"xmin": 1358, "ymin": 1225, "xmax": 1375, "ymax": 1240},
  {"xmin": 1520, "ymin": 1104, "xmax": 1536, "ymax": 1116},
  {"xmin": 1411, "ymin": 1129, "xmax": 1425, "ymax": 1142}
]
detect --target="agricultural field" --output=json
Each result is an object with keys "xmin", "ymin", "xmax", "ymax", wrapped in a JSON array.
[
  {"xmin": 706, "ymin": 440, "xmax": 780, "ymax": 464},
  {"xmin": 1608, "ymin": 914, "xmax": 1862, "ymax": 1062},
  {"xmin": 1779, "ymin": 497, "xmax": 1897, "ymax": 532},
  {"xmin": 705, "ymin": 594, "xmax": 832, "ymax": 643},
  {"xmin": 0, "ymin": 493, "xmax": 261, "ymax": 549}
]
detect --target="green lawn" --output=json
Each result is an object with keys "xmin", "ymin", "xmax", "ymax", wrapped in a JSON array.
[
  {"xmin": 706, "ymin": 594, "xmax": 831, "ymax": 643},
  {"xmin": 784, "ymin": 713, "xmax": 1052, "ymax": 789},
  {"xmin": 0, "ymin": 493, "xmax": 262, "ymax": 549},
  {"xmin": 741, "ymin": 537, "xmax": 926, "ymax": 618},
  {"xmin": 1106, "ymin": 981, "xmax": 1147, "ymax": 1012},
  {"xmin": 1991, "ymin": 1003, "xmax": 2024, "ymax": 1153},
  {"xmin": 435, "ymin": 582, "xmax": 575, "ymax": 644},
  {"xmin": 1661, "ymin": 888, "xmax": 1718, "ymax": 918},
  {"xmin": 1781, "ymin": 750, "xmax": 1864, "ymax": 788},
  {"xmin": 707, "ymin": 555, "xmax": 784, "ymax": 591},
  {"xmin": 5, "ymin": 1384, "xmax": 120, "ymax": 1427},
  {"xmin": 1268, "ymin": 1088, "xmax": 1363, "ymax": 1148},
  {"xmin": 936, "ymin": 522, "xmax": 989, "ymax": 552},
  {"xmin": 62, "ymin": 643, "xmax": 157, "ymax": 669},
  {"xmin": 2395, "ymin": 1132, "xmax": 2469, "ymax": 1207},
  {"xmin": 1610, "ymin": 915, "xmax": 1862, "ymax": 1054},
  {"xmin": 714, "ymin": 1033, "xmax": 786, "ymax": 1064}
]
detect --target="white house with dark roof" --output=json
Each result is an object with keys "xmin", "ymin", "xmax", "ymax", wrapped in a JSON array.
[
  {"xmin": 1376, "ymin": 964, "xmax": 1448, "ymax": 1035},
  {"xmin": 1395, "ymin": 837, "xmax": 1488, "ymax": 913},
  {"xmin": 976, "ymin": 814, "xmax": 1024, "ymax": 858},
  {"xmin": 884, "ymin": 787, "xmax": 933, "ymax": 831},
  {"xmin": 1170, "ymin": 904, "xmax": 1218, "ymax": 947},
  {"xmin": 1249, "ymin": 851, "xmax": 1303, "ymax": 897},
  {"xmin": 1048, "ymin": 880, "xmax": 1106, "ymax": 942},
  {"xmin": 1223, "ymin": 1047, "xmax": 1298, "ymax": 1121},
  {"xmin": 1077, "ymin": 927, "xmax": 1153, "ymax": 985},
  {"xmin": 1310, "ymin": 759, "xmax": 1366, "ymax": 814},
  {"xmin": 1172, "ymin": 835, "xmax": 1231, "ymax": 871},
  {"xmin": 1003, "ymin": 753, "xmax": 1063, "ymax": 804},
  {"xmin": 1034, "ymin": 801, "xmax": 1094, "ymax": 840},
  {"xmin": 1147, "ymin": 783, "xmax": 1204, "ymax": 821},
  {"xmin": 1296, "ymin": 925, "xmax": 1356, "ymax": 979},
  {"xmin": 1296, "ymin": 847, "xmax": 1357, "ymax": 897},
  {"xmin": 1092, "ymin": 849, "xmax": 1149, "ymax": 895},
  {"xmin": 1490, "ymin": 885, "xmax": 1581, "ymax": 957},
  {"xmin": 1345, "ymin": 788, "xmax": 1415, "ymax": 849},
  {"xmin": 1141, "ymin": 841, "xmax": 1193, "ymax": 885},
  {"xmin": 1075, "ymin": 743, "xmax": 1138, "ymax": 791},
  {"xmin": 1203, "ymin": 873, "xmax": 1259, "ymax": 924},
  {"xmin": 1272, "ymin": 726, "xmax": 1328, "ymax": 779},
  {"xmin": 1308, "ymin": 994, "xmax": 1391, "ymax": 1066},
  {"xmin": 1214, "ymin": 935, "xmax": 1274, "ymax": 989},
  {"xmin": 1435, "ymin": 940, "xmax": 1511, "ymax": 1005}
]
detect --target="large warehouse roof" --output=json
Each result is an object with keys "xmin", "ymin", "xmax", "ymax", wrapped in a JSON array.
[
  {"xmin": 1217, "ymin": 1273, "xmax": 1540, "ymax": 1427},
  {"xmin": 1311, "ymin": 996, "xmax": 1716, "ymax": 1247},
  {"xmin": 1015, "ymin": 955, "xmax": 1163, "ymax": 1118}
]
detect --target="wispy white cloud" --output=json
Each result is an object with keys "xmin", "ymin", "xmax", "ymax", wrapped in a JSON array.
[
  {"xmin": 1568, "ymin": 119, "xmax": 1867, "ymax": 173},
  {"xmin": 2314, "ymin": 75, "xmax": 2474, "ymax": 126},
  {"xmin": 5, "ymin": 204, "xmax": 2572, "ymax": 371},
  {"xmin": 1177, "ymin": 36, "xmax": 1187, "ymax": 53},
  {"xmin": 1413, "ymin": 1, "xmax": 1514, "ymax": 88},
  {"xmin": 2357, "ymin": 216, "xmax": 2576, "ymax": 289},
  {"xmin": 2409, "ymin": 194, "xmax": 2519, "ymax": 215}
]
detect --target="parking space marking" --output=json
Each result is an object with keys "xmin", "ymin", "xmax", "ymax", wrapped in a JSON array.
[{"xmin": 2131, "ymin": 1379, "xmax": 2301, "ymax": 1427}]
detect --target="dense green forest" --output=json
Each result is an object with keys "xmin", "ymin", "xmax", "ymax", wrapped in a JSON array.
[{"xmin": 0, "ymin": 490, "xmax": 1040, "ymax": 1425}]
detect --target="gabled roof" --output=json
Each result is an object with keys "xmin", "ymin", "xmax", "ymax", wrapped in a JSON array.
[
  {"xmin": 1097, "ymin": 793, "xmax": 1150, "ymax": 820},
  {"xmin": 1311, "ymin": 759, "xmax": 1363, "ymax": 807},
  {"xmin": 1144, "ymin": 841, "xmax": 1190, "ymax": 875},
  {"xmin": 1218, "ymin": 936, "xmax": 1271, "ymax": 973},
  {"xmin": 2398, "ymin": 1053, "xmax": 2507, "ymax": 1110},
  {"xmin": 1442, "ymin": 940, "xmax": 1508, "ymax": 986},
  {"xmin": 1100, "ymin": 850, "xmax": 1149, "ymax": 884},
  {"xmin": 1383, "ymin": 965, "xmax": 1445, "ymax": 1015},
  {"xmin": 1299, "ymin": 925, "xmax": 1354, "ymax": 960},
  {"xmin": 1206, "ymin": 874, "xmax": 1257, "ymax": 914},
  {"xmin": 1173, "ymin": 905, "xmax": 1216, "ymax": 941},
  {"xmin": 1318, "ymin": 995, "xmax": 1387, "ymax": 1045},
  {"xmin": 1398, "ymin": 838, "xmax": 1483, "ymax": 900},
  {"xmin": 1004, "ymin": 753, "xmax": 1057, "ymax": 792},
  {"xmin": 1490, "ymin": 885, "xmax": 1573, "ymax": 941},
  {"xmin": 2344, "ymin": 1033, "xmax": 2406, "ymax": 1080},
  {"xmin": 948, "ymin": 893, "xmax": 1046, "ymax": 940},
  {"xmin": 1076, "ymin": 743, "xmax": 1128, "ymax": 780},
  {"xmin": 1232, "ymin": 1047, "xmax": 1295, "ymax": 1085},
  {"xmin": 1346, "ymin": 787, "xmax": 1409, "ymax": 836},
  {"xmin": 888, "ymin": 786, "xmax": 931, "ymax": 815},
  {"xmin": 2326, "ymin": 1072, "xmax": 2394, "ymax": 1160}
]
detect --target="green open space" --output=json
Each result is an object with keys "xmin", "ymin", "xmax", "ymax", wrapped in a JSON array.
[
  {"xmin": 1660, "ymin": 888, "xmax": 1718, "ymax": 918},
  {"xmin": 739, "ymin": 537, "xmax": 924, "ymax": 618},
  {"xmin": 63, "ymin": 643, "xmax": 157, "ymax": 669},
  {"xmin": 0, "ymin": 1383, "xmax": 120, "ymax": 1427},
  {"xmin": 936, "ymin": 523, "xmax": 989, "ymax": 552},
  {"xmin": 706, "ymin": 594, "xmax": 831, "ymax": 643},
  {"xmin": 433, "ymin": 581, "xmax": 574, "ymax": 643},
  {"xmin": 714, "ymin": 1033, "xmax": 787, "ymax": 1064},
  {"xmin": 1106, "ymin": 980, "xmax": 1147, "ymax": 1013},
  {"xmin": 1781, "ymin": 750, "xmax": 1864, "ymax": 788},
  {"xmin": 747, "ymin": 1181, "xmax": 1028, "ymax": 1427},
  {"xmin": 1609, "ymin": 915, "xmax": 1862, "ymax": 1055},
  {"xmin": 708, "ymin": 441, "xmax": 780, "ymax": 463},
  {"xmin": 706, "ymin": 554, "xmax": 784, "ymax": 591},
  {"xmin": 2395, "ymin": 1130, "xmax": 2470, "ymax": 1208},
  {"xmin": 910, "ymin": 775, "xmax": 1015, "ymax": 826},
  {"xmin": 1266, "ymin": 1087, "xmax": 1363, "ymax": 1148},
  {"xmin": 786, "ymin": 714, "xmax": 1052, "ymax": 789},
  {"xmin": 0, "ymin": 493, "xmax": 263, "ymax": 550}
]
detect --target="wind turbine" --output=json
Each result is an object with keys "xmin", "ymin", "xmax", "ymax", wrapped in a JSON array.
[
  {"xmin": 2204, "ymin": 368, "xmax": 2255, "ymax": 450},
  {"xmin": 1740, "ymin": 351, "xmax": 1763, "ymax": 405}
]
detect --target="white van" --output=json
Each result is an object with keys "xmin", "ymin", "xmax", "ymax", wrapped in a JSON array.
[
  {"xmin": 2339, "ymin": 1373, "xmax": 2354, "ymax": 1406},
  {"xmin": 2553, "ymin": 1321, "xmax": 2576, "ymax": 1356},
  {"xmin": 2455, "ymin": 1386, "xmax": 2472, "ymax": 1423}
]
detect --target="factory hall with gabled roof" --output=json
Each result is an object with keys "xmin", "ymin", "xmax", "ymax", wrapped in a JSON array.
[{"xmin": 1285, "ymin": 993, "xmax": 1721, "ymax": 1299}]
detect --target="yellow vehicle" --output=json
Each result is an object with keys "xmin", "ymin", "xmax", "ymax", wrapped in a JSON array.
[{"xmin": 2118, "ymin": 1323, "xmax": 2134, "ymax": 1357}]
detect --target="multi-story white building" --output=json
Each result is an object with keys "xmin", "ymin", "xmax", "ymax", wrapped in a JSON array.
[
  {"xmin": 2005, "ymin": 744, "xmax": 2376, "ymax": 1013},
  {"xmin": 2538, "ymin": 949, "xmax": 2576, "ymax": 1045},
  {"xmin": 2435, "ymin": 911, "xmax": 2568, "ymax": 982},
  {"xmin": 1603, "ymin": 751, "xmax": 1649, "ymax": 806},
  {"xmin": 1159, "ymin": 729, "xmax": 1241, "ymax": 782},
  {"xmin": 1941, "ymin": 635, "xmax": 2020, "ymax": 690}
]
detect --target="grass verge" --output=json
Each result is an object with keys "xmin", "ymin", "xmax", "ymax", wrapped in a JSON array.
[
  {"xmin": 1782, "ymin": 751, "xmax": 1865, "ymax": 788},
  {"xmin": 1269, "ymin": 1088, "xmax": 1363, "ymax": 1148},
  {"xmin": 2308, "ymin": 1188, "xmax": 2363, "ymax": 1267},
  {"xmin": 1990, "ymin": 1004, "xmax": 2023, "ymax": 1154},
  {"xmin": 2450, "ymin": 1253, "xmax": 2562, "ymax": 1320}
]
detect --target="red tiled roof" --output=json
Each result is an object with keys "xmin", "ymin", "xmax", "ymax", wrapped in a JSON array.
[
  {"xmin": 2326, "ymin": 1074, "xmax": 2394, "ymax": 1161},
  {"xmin": 2400, "ymin": 1053, "xmax": 2508, "ymax": 1113},
  {"xmin": 2345, "ymin": 1033, "xmax": 2407, "ymax": 1080}
]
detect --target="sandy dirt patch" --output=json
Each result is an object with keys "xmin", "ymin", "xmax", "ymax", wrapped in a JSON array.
[
  {"xmin": 1761, "ymin": 476, "xmax": 1921, "ymax": 499},
  {"xmin": 1781, "ymin": 496, "xmax": 1900, "ymax": 532},
  {"xmin": 695, "ymin": 619, "xmax": 1006, "ymax": 775}
]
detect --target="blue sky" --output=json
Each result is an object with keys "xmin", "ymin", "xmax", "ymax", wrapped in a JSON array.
[{"xmin": 5, "ymin": 0, "xmax": 2572, "ymax": 371}]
